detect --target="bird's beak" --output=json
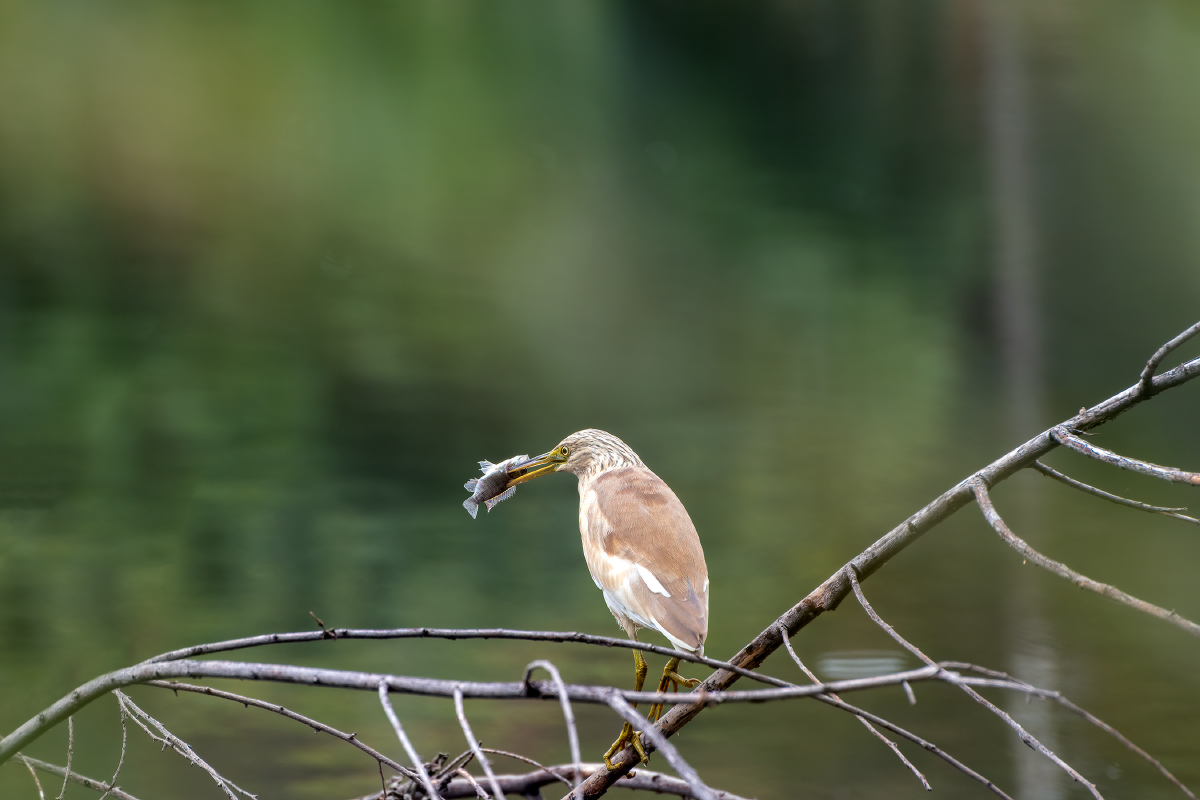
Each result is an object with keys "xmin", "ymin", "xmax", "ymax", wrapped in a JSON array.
[{"xmin": 505, "ymin": 451, "xmax": 566, "ymax": 486}]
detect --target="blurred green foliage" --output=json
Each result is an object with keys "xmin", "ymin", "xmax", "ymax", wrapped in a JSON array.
[{"xmin": 0, "ymin": 2, "xmax": 1198, "ymax": 798}]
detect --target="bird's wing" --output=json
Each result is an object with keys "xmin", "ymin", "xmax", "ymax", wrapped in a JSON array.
[{"xmin": 581, "ymin": 467, "xmax": 708, "ymax": 652}]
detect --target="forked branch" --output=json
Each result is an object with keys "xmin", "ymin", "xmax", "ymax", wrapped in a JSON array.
[
  {"xmin": 1030, "ymin": 460, "xmax": 1198, "ymax": 524},
  {"xmin": 972, "ymin": 478, "xmax": 1200, "ymax": 638}
]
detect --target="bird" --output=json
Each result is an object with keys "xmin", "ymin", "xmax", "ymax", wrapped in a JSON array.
[{"xmin": 505, "ymin": 429, "xmax": 708, "ymax": 769}]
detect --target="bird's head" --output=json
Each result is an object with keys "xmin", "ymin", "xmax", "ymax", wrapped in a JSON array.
[{"xmin": 506, "ymin": 429, "xmax": 644, "ymax": 485}]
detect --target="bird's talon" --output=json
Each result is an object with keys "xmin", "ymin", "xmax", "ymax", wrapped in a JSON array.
[
  {"xmin": 668, "ymin": 672, "xmax": 702, "ymax": 688},
  {"xmin": 631, "ymin": 731, "xmax": 650, "ymax": 765},
  {"xmin": 603, "ymin": 728, "xmax": 649, "ymax": 769}
]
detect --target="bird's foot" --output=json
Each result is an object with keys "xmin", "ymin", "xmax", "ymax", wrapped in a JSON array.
[
  {"xmin": 603, "ymin": 722, "xmax": 649, "ymax": 770},
  {"xmin": 666, "ymin": 671, "xmax": 702, "ymax": 689},
  {"xmin": 646, "ymin": 658, "xmax": 701, "ymax": 724}
]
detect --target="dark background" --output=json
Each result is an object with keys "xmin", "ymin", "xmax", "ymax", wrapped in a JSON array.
[{"xmin": 1, "ymin": 2, "xmax": 1198, "ymax": 798}]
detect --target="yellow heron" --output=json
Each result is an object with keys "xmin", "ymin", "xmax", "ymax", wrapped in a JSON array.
[{"xmin": 507, "ymin": 429, "xmax": 709, "ymax": 768}]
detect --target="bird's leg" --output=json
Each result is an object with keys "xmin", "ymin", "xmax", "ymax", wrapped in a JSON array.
[
  {"xmin": 646, "ymin": 657, "xmax": 702, "ymax": 724},
  {"xmin": 603, "ymin": 648, "xmax": 650, "ymax": 770}
]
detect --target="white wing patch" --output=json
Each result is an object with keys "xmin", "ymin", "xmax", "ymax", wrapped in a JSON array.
[{"xmin": 635, "ymin": 563, "xmax": 671, "ymax": 598}]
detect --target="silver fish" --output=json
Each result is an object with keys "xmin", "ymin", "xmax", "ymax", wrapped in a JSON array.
[{"xmin": 462, "ymin": 454, "xmax": 528, "ymax": 519}]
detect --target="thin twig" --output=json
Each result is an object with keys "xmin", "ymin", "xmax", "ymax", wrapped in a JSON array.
[
  {"xmin": 55, "ymin": 715, "xmax": 72, "ymax": 800},
  {"xmin": 1140, "ymin": 321, "xmax": 1200, "ymax": 395},
  {"xmin": 454, "ymin": 688, "xmax": 506, "ymax": 800},
  {"xmin": 455, "ymin": 768, "xmax": 490, "ymax": 800},
  {"xmin": 603, "ymin": 694, "xmax": 715, "ymax": 800},
  {"xmin": 1031, "ymin": 460, "xmax": 1197, "ymax": 524},
  {"xmin": 1052, "ymin": 427, "xmax": 1200, "ymax": 486},
  {"xmin": 18, "ymin": 754, "xmax": 46, "ymax": 800},
  {"xmin": 17, "ymin": 755, "xmax": 142, "ymax": 800},
  {"xmin": 96, "ymin": 700, "xmax": 129, "ymax": 800},
  {"xmin": 846, "ymin": 568, "xmax": 1103, "ymax": 799},
  {"xmin": 778, "ymin": 624, "xmax": 930, "ymax": 791},
  {"xmin": 115, "ymin": 690, "xmax": 256, "ymax": 800},
  {"xmin": 972, "ymin": 478, "xmax": 1200, "ymax": 638},
  {"xmin": 480, "ymin": 749, "xmax": 572, "ymax": 790},
  {"xmin": 379, "ymin": 681, "xmax": 442, "ymax": 800},
  {"xmin": 523, "ymin": 661, "xmax": 582, "ymax": 788},
  {"xmin": 145, "ymin": 680, "xmax": 419, "ymax": 780}
]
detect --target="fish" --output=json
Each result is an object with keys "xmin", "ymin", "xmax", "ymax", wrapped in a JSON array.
[{"xmin": 463, "ymin": 454, "xmax": 529, "ymax": 518}]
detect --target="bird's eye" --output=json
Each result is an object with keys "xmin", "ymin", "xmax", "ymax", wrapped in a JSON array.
[{"xmin": 560, "ymin": 446, "xmax": 571, "ymax": 456}]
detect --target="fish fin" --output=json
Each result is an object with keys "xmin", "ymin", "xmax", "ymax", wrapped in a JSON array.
[
  {"xmin": 478, "ymin": 460, "xmax": 495, "ymax": 473},
  {"xmin": 462, "ymin": 498, "xmax": 479, "ymax": 519},
  {"xmin": 484, "ymin": 486, "xmax": 516, "ymax": 511},
  {"xmin": 464, "ymin": 478, "xmax": 479, "ymax": 492}
]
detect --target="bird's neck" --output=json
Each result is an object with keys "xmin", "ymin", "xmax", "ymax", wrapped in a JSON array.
[{"xmin": 574, "ymin": 451, "xmax": 644, "ymax": 490}]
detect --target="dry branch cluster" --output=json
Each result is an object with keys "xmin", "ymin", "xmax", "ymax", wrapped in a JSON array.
[{"xmin": 2, "ymin": 322, "xmax": 1198, "ymax": 800}]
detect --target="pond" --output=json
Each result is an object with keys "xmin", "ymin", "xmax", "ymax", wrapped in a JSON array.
[{"xmin": 1, "ymin": 3, "xmax": 1198, "ymax": 799}]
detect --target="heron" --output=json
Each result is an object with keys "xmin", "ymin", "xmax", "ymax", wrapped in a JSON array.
[{"xmin": 506, "ymin": 429, "xmax": 709, "ymax": 769}]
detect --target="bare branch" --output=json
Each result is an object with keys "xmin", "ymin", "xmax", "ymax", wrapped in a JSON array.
[
  {"xmin": 351, "ymin": 764, "xmax": 753, "ymax": 800},
  {"xmin": 1140, "ymin": 321, "xmax": 1200, "ymax": 395},
  {"xmin": 1051, "ymin": 426, "xmax": 1200, "ymax": 486},
  {"xmin": 379, "ymin": 681, "xmax": 442, "ymax": 800},
  {"xmin": 846, "ymin": 569, "xmax": 1103, "ymax": 799},
  {"xmin": 16, "ymin": 755, "xmax": 141, "ymax": 800},
  {"xmin": 778, "ymin": 624, "xmax": 930, "ymax": 791},
  {"xmin": 972, "ymin": 478, "xmax": 1200, "ymax": 638},
  {"xmin": 575, "ymin": 348, "xmax": 1200, "ymax": 797},
  {"xmin": 17, "ymin": 755, "xmax": 46, "ymax": 800},
  {"xmin": 455, "ymin": 767, "xmax": 490, "ymax": 800},
  {"xmin": 55, "ymin": 716, "xmax": 72, "ymax": 800},
  {"xmin": 139, "ymin": 628, "xmax": 782, "ymax": 687},
  {"xmin": 454, "ymin": 688, "xmax": 507, "ymax": 800},
  {"xmin": 1031, "ymin": 460, "xmax": 1197, "ymax": 523},
  {"xmin": 523, "ymin": 661, "xmax": 582, "ymax": 789},
  {"xmin": 601, "ymin": 694, "xmax": 715, "ymax": 800},
  {"xmin": 115, "ymin": 690, "xmax": 256, "ymax": 800},
  {"xmin": 145, "ymin": 680, "xmax": 419, "ymax": 780},
  {"xmin": 482, "ymin": 749, "xmax": 572, "ymax": 790},
  {"xmin": 96, "ymin": 702, "xmax": 128, "ymax": 800}
]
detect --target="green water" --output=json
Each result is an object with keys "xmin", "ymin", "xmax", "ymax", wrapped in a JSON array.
[{"xmin": 1, "ymin": 3, "xmax": 1199, "ymax": 798}]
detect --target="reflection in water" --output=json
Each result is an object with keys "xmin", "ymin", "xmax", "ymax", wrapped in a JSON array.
[
  {"xmin": 816, "ymin": 650, "xmax": 911, "ymax": 681},
  {"xmin": 980, "ymin": 0, "xmax": 1063, "ymax": 795}
]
